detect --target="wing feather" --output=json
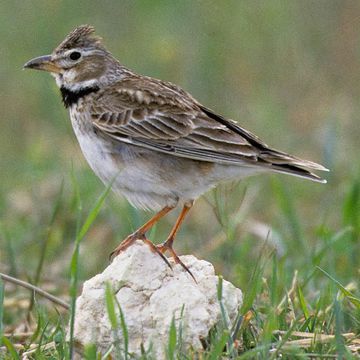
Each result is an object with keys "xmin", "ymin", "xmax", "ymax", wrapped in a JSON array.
[{"xmin": 90, "ymin": 76, "xmax": 327, "ymax": 182}]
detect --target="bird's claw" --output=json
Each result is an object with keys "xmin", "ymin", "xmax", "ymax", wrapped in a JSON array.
[
  {"xmin": 156, "ymin": 242, "xmax": 197, "ymax": 283},
  {"xmin": 109, "ymin": 234, "xmax": 173, "ymax": 270}
]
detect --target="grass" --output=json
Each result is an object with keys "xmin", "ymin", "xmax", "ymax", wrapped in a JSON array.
[
  {"xmin": 0, "ymin": 177, "xmax": 359, "ymax": 358},
  {"xmin": 1, "ymin": 1, "xmax": 360, "ymax": 358}
]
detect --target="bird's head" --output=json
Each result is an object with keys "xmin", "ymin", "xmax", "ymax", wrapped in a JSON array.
[{"xmin": 24, "ymin": 25, "xmax": 119, "ymax": 91}]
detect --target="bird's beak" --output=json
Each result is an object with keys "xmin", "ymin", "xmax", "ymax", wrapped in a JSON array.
[{"xmin": 23, "ymin": 55, "xmax": 62, "ymax": 74}]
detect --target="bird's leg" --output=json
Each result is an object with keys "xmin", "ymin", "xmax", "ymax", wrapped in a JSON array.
[
  {"xmin": 157, "ymin": 201, "xmax": 196, "ymax": 281},
  {"xmin": 110, "ymin": 205, "xmax": 175, "ymax": 268}
]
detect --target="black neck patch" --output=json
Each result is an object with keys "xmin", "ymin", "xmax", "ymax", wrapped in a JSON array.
[{"xmin": 60, "ymin": 85, "xmax": 100, "ymax": 108}]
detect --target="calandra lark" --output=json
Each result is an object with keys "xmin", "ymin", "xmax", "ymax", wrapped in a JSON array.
[{"xmin": 24, "ymin": 25, "xmax": 327, "ymax": 278}]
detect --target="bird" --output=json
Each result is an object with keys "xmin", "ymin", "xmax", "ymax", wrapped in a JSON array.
[{"xmin": 24, "ymin": 25, "xmax": 328, "ymax": 279}]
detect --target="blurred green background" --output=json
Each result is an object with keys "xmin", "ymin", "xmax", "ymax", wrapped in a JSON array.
[{"xmin": 1, "ymin": 0, "xmax": 359, "ymax": 291}]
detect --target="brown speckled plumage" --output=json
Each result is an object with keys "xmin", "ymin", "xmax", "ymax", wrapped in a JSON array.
[{"xmin": 24, "ymin": 25, "xmax": 328, "ymax": 278}]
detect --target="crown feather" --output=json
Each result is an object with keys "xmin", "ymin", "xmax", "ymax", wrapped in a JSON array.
[{"xmin": 54, "ymin": 25, "xmax": 105, "ymax": 52}]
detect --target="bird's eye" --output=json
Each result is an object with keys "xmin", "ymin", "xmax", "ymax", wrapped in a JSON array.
[{"xmin": 69, "ymin": 51, "xmax": 81, "ymax": 61}]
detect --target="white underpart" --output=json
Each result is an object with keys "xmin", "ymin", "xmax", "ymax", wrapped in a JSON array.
[
  {"xmin": 70, "ymin": 109, "xmax": 173, "ymax": 210},
  {"xmin": 70, "ymin": 106, "xmax": 265, "ymax": 211}
]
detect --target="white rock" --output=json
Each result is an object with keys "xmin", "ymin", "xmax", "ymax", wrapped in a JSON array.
[{"xmin": 73, "ymin": 241, "xmax": 242, "ymax": 359}]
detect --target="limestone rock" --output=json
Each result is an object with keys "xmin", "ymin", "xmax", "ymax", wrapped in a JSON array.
[{"xmin": 73, "ymin": 241, "xmax": 242, "ymax": 358}]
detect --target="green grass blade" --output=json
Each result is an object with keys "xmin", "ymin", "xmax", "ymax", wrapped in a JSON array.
[
  {"xmin": 216, "ymin": 276, "xmax": 235, "ymax": 355},
  {"xmin": 238, "ymin": 344, "xmax": 272, "ymax": 359},
  {"xmin": 84, "ymin": 343, "xmax": 98, "ymax": 360},
  {"xmin": 116, "ymin": 300, "xmax": 129, "ymax": 359},
  {"xmin": 269, "ymin": 315, "xmax": 303, "ymax": 360},
  {"xmin": 35, "ymin": 320, "xmax": 50, "ymax": 357},
  {"xmin": 1, "ymin": 336, "xmax": 20, "ymax": 359},
  {"xmin": 68, "ymin": 167, "xmax": 83, "ymax": 360},
  {"xmin": 53, "ymin": 323, "xmax": 67, "ymax": 360},
  {"xmin": 74, "ymin": 179, "xmax": 113, "ymax": 246},
  {"xmin": 217, "ymin": 276, "xmax": 230, "ymax": 329},
  {"xmin": 27, "ymin": 181, "xmax": 64, "ymax": 316},
  {"xmin": 33, "ymin": 180, "xmax": 64, "ymax": 286},
  {"xmin": 209, "ymin": 331, "xmax": 229, "ymax": 360},
  {"xmin": 241, "ymin": 246, "xmax": 268, "ymax": 313},
  {"xmin": 297, "ymin": 285, "xmax": 309, "ymax": 320},
  {"xmin": 334, "ymin": 299, "xmax": 345, "ymax": 359},
  {"xmin": 105, "ymin": 282, "xmax": 122, "ymax": 358},
  {"xmin": 101, "ymin": 345, "xmax": 115, "ymax": 359},
  {"xmin": 317, "ymin": 266, "xmax": 360, "ymax": 308},
  {"xmin": 167, "ymin": 316, "xmax": 177, "ymax": 360},
  {"xmin": 217, "ymin": 275, "xmax": 223, "ymax": 302},
  {"xmin": 270, "ymin": 254, "xmax": 278, "ymax": 306},
  {"xmin": 68, "ymin": 176, "xmax": 113, "ymax": 359},
  {"xmin": 105, "ymin": 283, "xmax": 118, "ymax": 329},
  {"xmin": 29, "ymin": 310, "xmax": 43, "ymax": 345}
]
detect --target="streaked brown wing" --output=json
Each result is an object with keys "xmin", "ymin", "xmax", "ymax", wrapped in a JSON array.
[
  {"xmin": 90, "ymin": 80, "xmax": 260, "ymax": 165},
  {"xmin": 90, "ymin": 76, "xmax": 327, "ymax": 182}
]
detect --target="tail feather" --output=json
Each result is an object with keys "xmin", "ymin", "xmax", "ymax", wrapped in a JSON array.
[
  {"xmin": 199, "ymin": 105, "xmax": 329, "ymax": 183},
  {"xmin": 270, "ymin": 162, "xmax": 327, "ymax": 183},
  {"xmin": 261, "ymin": 150, "xmax": 329, "ymax": 172},
  {"xmin": 258, "ymin": 148, "xmax": 328, "ymax": 183}
]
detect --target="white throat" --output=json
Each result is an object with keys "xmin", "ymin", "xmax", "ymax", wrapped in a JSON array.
[{"xmin": 53, "ymin": 71, "xmax": 99, "ymax": 91}]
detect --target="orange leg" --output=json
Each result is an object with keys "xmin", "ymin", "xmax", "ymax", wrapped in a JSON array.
[
  {"xmin": 110, "ymin": 205, "xmax": 175, "ymax": 268},
  {"xmin": 157, "ymin": 201, "xmax": 196, "ymax": 281}
]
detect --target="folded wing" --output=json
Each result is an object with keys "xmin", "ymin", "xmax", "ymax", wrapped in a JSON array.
[{"xmin": 90, "ymin": 77, "xmax": 328, "ymax": 183}]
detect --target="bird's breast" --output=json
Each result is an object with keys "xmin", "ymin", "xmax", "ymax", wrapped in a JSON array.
[{"xmin": 70, "ymin": 108, "xmax": 124, "ymax": 185}]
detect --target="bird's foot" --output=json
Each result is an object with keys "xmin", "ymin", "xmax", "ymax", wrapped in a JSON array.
[
  {"xmin": 109, "ymin": 233, "xmax": 172, "ymax": 270},
  {"xmin": 109, "ymin": 233, "xmax": 139, "ymax": 260},
  {"xmin": 157, "ymin": 240, "xmax": 197, "ymax": 282}
]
